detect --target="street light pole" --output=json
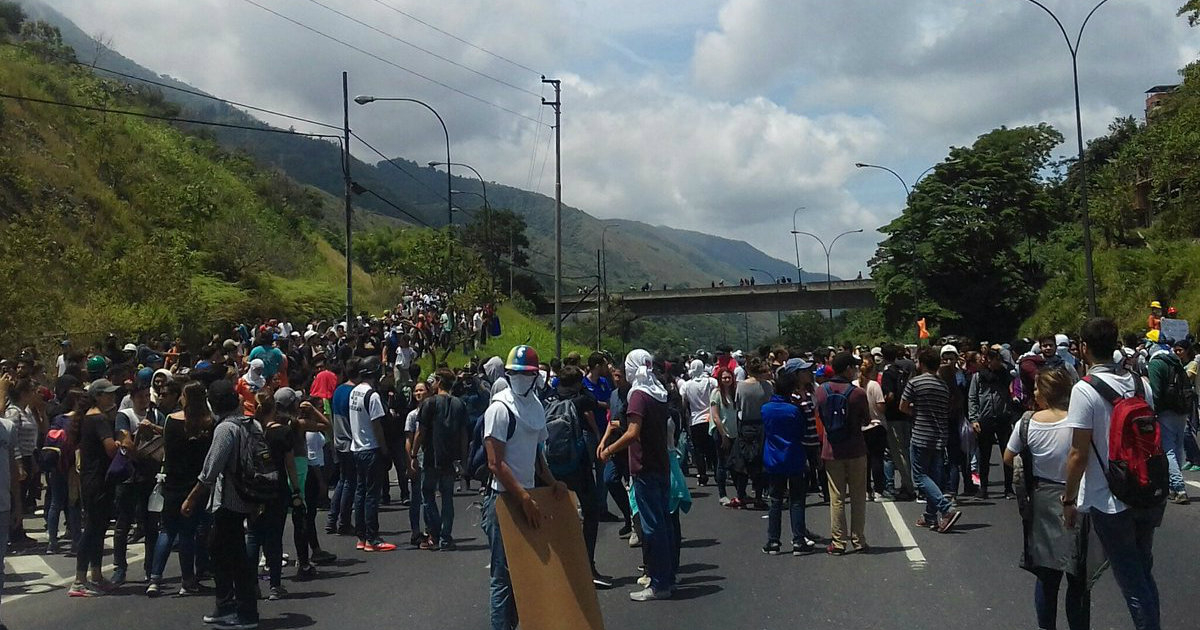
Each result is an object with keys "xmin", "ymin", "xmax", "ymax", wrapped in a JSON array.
[
  {"xmin": 791, "ymin": 206, "xmax": 806, "ymax": 285},
  {"xmin": 431, "ymin": 161, "xmax": 490, "ymax": 254},
  {"xmin": 542, "ymin": 77, "xmax": 563, "ymax": 359},
  {"xmin": 353, "ymin": 95, "xmax": 452, "ymax": 231},
  {"xmin": 749, "ymin": 267, "xmax": 781, "ymax": 337},
  {"xmin": 601, "ymin": 223, "xmax": 617, "ymax": 303},
  {"xmin": 341, "ymin": 72, "xmax": 353, "ymax": 330},
  {"xmin": 792, "ymin": 229, "xmax": 864, "ymax": 343},
  {"xmin": 1019, "ymin": 0, "xmax": 1110, "ymax": 317}
]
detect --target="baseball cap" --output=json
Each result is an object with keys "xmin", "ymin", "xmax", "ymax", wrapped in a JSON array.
[
  {"xmin": 273, "ymin": 387, "xmax": 300, "ymax": 410},
  {"xmin": 780, "ymin": 357, "xmax": 814, "ymax": 373},
  {"xmin": 940, "ymin": 344, "xmax": 959, "ymax": 356},
  {"xmin": 223, "ymin": 339, "xmax": 239, "ymax": 350},
  {"xmin": 122, "ymin": 343, "xmax": 137, "ymax": 353},
  {"xmin": 87, "ymin": 378, "xmax": 120, "ymax": 396}
]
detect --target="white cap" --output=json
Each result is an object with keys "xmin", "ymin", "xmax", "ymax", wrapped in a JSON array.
[
  {"xmin": 1055, "ymin": 334, "xmax": 1070, "ymax": 347},
  {"xmin": 940, "ymin": 344, "xmax": 959, "ymax": 356},
  {"xmin": 122, "ymin": 343, "xmax": 137, "ymax": 353}
]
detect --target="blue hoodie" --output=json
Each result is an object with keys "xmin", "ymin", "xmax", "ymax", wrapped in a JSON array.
[{"xmin": 762, "ymin": 394, "xmax": 807, "ymax": 475}]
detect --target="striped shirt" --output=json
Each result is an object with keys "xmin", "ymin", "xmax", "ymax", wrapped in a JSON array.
[
  {"xmin": 902, "ymin": 373, "xmax": 950, "ymax": 449},
  {"xmin": 792, "ymin": 391, "xmax": 820, "ymax": 448}
]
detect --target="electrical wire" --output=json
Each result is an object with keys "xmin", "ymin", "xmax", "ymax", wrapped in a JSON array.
[
  {"xmin": 303, "ymin": 0, "xmax": 539, "ymax": 97},
  {"xmin": 368, "ymin": 0, "xmax": 542, "ymax": 76},
  {"xmin": 239, "ymin": 0, "xmax": 548, "ymax": 127},
  {"xmin": 350, "ymin": 131, "xmax": 450, "ymax": 203},
  {"xmin": 355, "ymin": 186, "xmax": 434, "ymax": 227},
  {"xmin": 0, "ymin": 41, "xmax": 342, "ymax": 132},
  {"xmin": 0, "ymin": 91, "xmax": 343, "ymax": 139}
]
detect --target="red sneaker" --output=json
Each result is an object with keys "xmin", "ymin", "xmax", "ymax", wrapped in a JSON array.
[
  {"xmin": 355, "ymin": 540, "xmax": 366, "ymax": 551},
  {"xmin": 364, "ymin": 540, "xmax": 398, "ymax": 552}
]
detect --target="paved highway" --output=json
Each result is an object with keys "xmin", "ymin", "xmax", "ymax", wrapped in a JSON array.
[{"xmin": 4, "ymin": 469, "xmax": 1199, "ymax": 629}]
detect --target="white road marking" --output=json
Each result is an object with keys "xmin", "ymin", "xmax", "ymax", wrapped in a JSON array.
[
  {"xmin": 3, "ymin": 529, "xmax": 146, "ymax": 603},
  {"xmin": 1186, "ymin": 480, "xmax": 1200, "ymax": 491},
  {"xmin": 881, "ymin": 501, "xmax": 926, "ymax": 569}
]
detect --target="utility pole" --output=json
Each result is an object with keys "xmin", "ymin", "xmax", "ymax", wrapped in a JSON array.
[
  {"xmin": 508, "ymin": 228, "xmax": 514, "ymax": 301},
  {"xmin": 596, "ymin": 249, "xmax": 602, "ymax": 351},
  {"xmin": 542, "ymin": 77, "xmax": 562, "ymax": 359},
  {"xmin": 341, "ymin": 72, "xmax": 353, "ymax": 330}
]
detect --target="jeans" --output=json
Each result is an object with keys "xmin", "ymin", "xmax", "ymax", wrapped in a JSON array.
[
  {"xmin": 632, "ymin": 473, "xmax": 675, "ymax": 592},
  {"xmin": 326, "ymin": 453, "xmax": 356, "ymax": 530},
  {"xmin": 603, "ymin": 458, "xmax": 632, "ymax": 526},
  {"xmin": 45, "ymin": 468, "xmax": 79, "ymax": 548},
  {"xmin": 114, "ymin": 481, "xmax": 158, "ymax": 576},
  {"xmin": 245, "ymin": 500, "xmax": 288, "ymax": 588},
  {"xmin": 421, "ymin": 470, "xmax": 457, "ymax": 545},
  {"xmin": 1034, "ymin": 567, "xmax": 1090, "ymax": 630},
  {"xmin": 1091, "ymin": 505, "xmax": 1165, "ymax": 630},
  {"xmin": 1158, "ymin": 411, "xmax": 1186, "ymax": 493},
  {"xmin": 482, "ymin": 491, "xmax": 516, "ymax": 630},
  {"xmin": 211, "ymin": 508, "xmax": 258, "ymax": 622},
  {"xmin": 825, "ymin": 456, "xmax": 868, "ymax": 549},
  {"xmin": 76, "ymin": 488, "xmax": 113, "ymax": 575},
  {"xmin": 864, "ymin": 426, "xmax": 887, "ymax": 495},
  {"xmin": 911, "ymin": 444, "xmax": 951, "ymax": 519},
  {"xmin": 0, "ymin": 510, "xmax": 9, "ymax": 605},
  {"xmin": 408, "ymin": 472, "xmax": 423, "ymax": 538},
  {"xmin": 299, "ymin": 464, "xmax": 325, "ymax": 561},
  {"xmin": 688, "ymin": 424, "xmax": 716, "ymax": 484},
  {"xmin": 766, "ymin": 474, "xmax": 806, "ymax": 546},
  {"xmin": 152, "ymin": 501, "xmax": 200, "ymax": 582},
  {"xmin": 886, "ymin": 422, "xmax": 915, "ymax": 495},
  {"xmin": 978, "ymin": 418, "xmax": 1015, "ymax": 495},
  {"xmin": 712, "ymin": 435, "xmax": 730, "ymax": 499},
  {"xmin": 353, "ymin": 449, "xmax": 382, "ymax": 542}
]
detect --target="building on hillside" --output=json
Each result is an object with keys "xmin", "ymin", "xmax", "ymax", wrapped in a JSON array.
[{"xmin": 1145, "ymin": 85, "xmax": 1179, "ymax": 122}]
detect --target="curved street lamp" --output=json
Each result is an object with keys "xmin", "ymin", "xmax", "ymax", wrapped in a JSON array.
[
  {"xmin": 792, "ymin": 229, "xmax": 864, "ymax": 342},
  {"xmin": 791, "ymin": 206, "xmax": 807, "ymax": 285},
  {"xmin": 750, "ymin": 267, "xmax": 782, "ymax": 336},
  {"xmin": 354, "ymin": 95, "xmax": 452, "ymax": 229}
]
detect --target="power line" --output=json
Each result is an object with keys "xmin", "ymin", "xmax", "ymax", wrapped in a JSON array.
[
  {"xmin": 352, "ymin": 184, "xmax": 433, "ymax": 227},
  {"xmin": 0, "ymin": 91, "xmax": 343, "ymax": 139},
  {"xmin": 0, "ymin": 41, "xmax": 342, "ymax": 132},
  {"xmin": 239, "ymin": 0, "xmax": 549, "ymax": 127},
  {"xmin": 368, "ymin": 0, "xmax": 542, "ymax": 76},
  {"xmin": 303, "ymin": 0, "xmax": 540, "ymax": 97},
  {"xmin": 350, "ymin": 131, "xmax": 450, "ymax": 204}
]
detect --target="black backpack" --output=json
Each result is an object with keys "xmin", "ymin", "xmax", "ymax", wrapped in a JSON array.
[
  {"xmin": 1151, "ymin": 354, "xmax": 1195, "ymax": 415},
  {"xmin": 232, "ymin": 417, "xmax": 281, "ymax": 505},
  {"xmin": 466, "ymin": 403, "xmax": 516, "ymax": 483}
]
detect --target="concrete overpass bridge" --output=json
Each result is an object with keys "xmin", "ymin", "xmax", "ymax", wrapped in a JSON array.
[{"xmin": 538, "ymin": 279, "xmax": 877, "ymax": 317}]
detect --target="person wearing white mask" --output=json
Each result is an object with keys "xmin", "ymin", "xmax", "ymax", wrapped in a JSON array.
[
  {"xmin": 481, "ymin": 345, "xmax": 567, "ymax": 630},
  {"xmin": 680, "ymin": 359, "xmax": 717, "ymax": 487}
]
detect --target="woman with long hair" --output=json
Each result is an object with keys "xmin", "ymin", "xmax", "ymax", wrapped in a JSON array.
[
  {"xmin": 148, "ymin": 381, "xmax": 213, "ymax": 596},
  {"xmin": 404, "ymin": 380, "xmax": 430, "ymax": 547},
  {"xmin": 1004, "ymin": 367, "xmax": 1089, "ymax": 630},
  {"xmin": 44, "ymin": 388, "xmax": 86, "ymax": 555},
  {"xmin": 708, "ymin": 368, "xmax": 737, "ymax": 505},
  {"xmin": 68, "ymin": 380, "xmax": 120, "ymax": 598},
  {"xmin": 244, "ymin": 391, "xmax": 297, "ymax": 601},
  {"xmin": 731, "ymin": 357, "xmax": 774, "ymax": 509}
]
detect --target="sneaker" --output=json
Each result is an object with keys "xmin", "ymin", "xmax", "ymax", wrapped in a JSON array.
[
  {"xmin": 111, "ymin": 568, "xmax": 127, "ymax": 586},
  {"xmin": 826, "ymin": 543, "xmax": 846, "ymax": 556},
  {"xmin": 146, "ymin": 582, "xmax": 161, "ymax": 597},
  {"xmin": 311, "ymin": 550, "xmax": 337, "ymax": 565},
  {"xmin": 592, "ymin": 572, "xmax": 614, "ymax": 589},
  {"xmin": 791, "ymin": 539, "xmax": 816, "ymax": 555},
  {"xmin": 213, "ymin": 616, "xmax": 259, "ymax": 630},
  {"xmin": 419, "ymin": 537, "xmax": 439, "ymax": 551},
  {"xmin": 629, "ymin": 587, "xmax": 672, "ymax": 601},
  {"xmin": 366, "ymin": 540, "xmax": 399, "ymax": 552},
  {"xmin": 1172, "ymin": 491, "xmax": 1191, "ymax": 505},
  {"xmin": 355, "ymin": 540, "xmax": 366, "ymax": 551},
  {"xmin": 617, "ymin": 525, "xmax": 633, "ymax": 539},
  {"xmin": 726, "ymin": 498, "xmax": 743, "ymax": 509},
  {"xmin": 297, "ymin": 564, "xmax": 316, "ymax": 580},
  {"xmin": 637, "ymin": 575, "xmax": 651, "ymax": 587},
  {"xmin": 45, "ymin": 541, "xmax": 61, "ymax": 555},
  {"xmin": 203, "ymin": 612, "xmax": 237, "ymax": 625},
  {"xmin": 628, "ymin": 530, "xmax": 641, "ymax": 548},
  {"xmin": 68, "ymin": 582, "xmax": 104, "ymax": 598},
  {"xmin": 1003, "ymin": 492, "xmax": 1017, "ymax": 501},
  {"xmin": 975, "ymin": 491, "xmax": 990, "ymax": 501},
  {"xmin": 336, "ymin": 524, "xmax": 355, "ymax": 536},
  {"xmin": 718, "ymin": 496, "xmax": 732, "ymax": 507},
  {"xmin": 855, "ymin": 543, "xmax": 871, "ymax": 554},
  {"xmin": 937, "ymin": 509, "xmax": 963, "ymax": 533},
  {"xmin": 178, "ymin": 580, "xmax": 202, "ymax": 597},
  {"xmin": 409, "ymin": 534, "xmax": 424, "ymax": 548},
  {"xmin": 762, "ymin": 541, "xmax": 782, "ymax": 555},
  {"xmin": 268, "ymin": 585, "xmax": 286, "ymax": 601},
  {"xmin": 439, "ymin": 540, "xmax": 456, "ymax": 551}
]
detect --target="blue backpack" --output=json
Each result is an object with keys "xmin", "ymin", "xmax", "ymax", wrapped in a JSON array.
[{"xmin": 819, "ymin": 382, "xmax": 857, "ymax": 444}]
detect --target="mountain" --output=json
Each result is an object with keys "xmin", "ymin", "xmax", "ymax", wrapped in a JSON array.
[{"xmin": 19, "ymin": 0, "xmax": 828, "ymax": 297}]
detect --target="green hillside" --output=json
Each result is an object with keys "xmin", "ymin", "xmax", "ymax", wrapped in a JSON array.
[{"xmin": 0, "ymin": 24, "xmax": 401, "ymax": 351}]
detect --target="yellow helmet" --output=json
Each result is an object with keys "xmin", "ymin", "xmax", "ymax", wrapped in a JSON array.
[
  {"xmin": 1150, "ymin": 301, "xmax": 1162, "ymax": 309},
  {"xmin": 1146, "ymin": 329, "xmax": 1160, "ymax": 343}
]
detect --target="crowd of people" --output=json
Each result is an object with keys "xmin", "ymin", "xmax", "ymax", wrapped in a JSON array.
[{"xmin": 0, "ymin": 292, "xmax": 1188, "ymax": 630}]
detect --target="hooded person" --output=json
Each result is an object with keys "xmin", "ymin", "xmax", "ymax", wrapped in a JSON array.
[
  {"xmin": 480, "ymin": 345, "xmax": 569, "ymax": 628},
  {"xmin": 1053, "ymin": 334, "xmax": 1079, "ymax": 381},
  {"xmin": 482, "ymin": 356, "xmax": 509, "ymax": 397},
  {"xmin": 680, "ymin": 359, "xmax": 717, "ymax": 486},
  {"xmin": 235, "ymin": 358, "xmax": 267, "ymax": 416},
  {"xmin": 150, "ymin": 368, "xmax": 174, "ymax": 405}
]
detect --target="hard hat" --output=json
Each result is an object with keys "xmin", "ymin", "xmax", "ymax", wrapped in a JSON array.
[
  {"xmin": 1150, "ymin": 301, "xmax": 1162, "ymax": 309},
  {"xmin": 505, "ymin": 345, "xmax": 541, "ymax": 373}
]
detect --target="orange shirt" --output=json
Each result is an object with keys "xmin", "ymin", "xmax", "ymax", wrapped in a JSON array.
[{"xmin": 1148, "ymin": 314, "xmax": 1162, "ymax": 331}]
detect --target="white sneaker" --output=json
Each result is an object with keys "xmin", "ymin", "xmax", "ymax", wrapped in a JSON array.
[
  {"xmin": 637, "ymin": 575, "xmax": 651, "ymax": 587},
  {"xmin": 628, "ymin": 530, "xmax": 641, "ymax": 547},
  {"xmin": 629, "ymin": 587, "xmax": 672, "ymax": 601},
  {"xmin": 718, "ymin": 497, "xmax": 732, "ymax": 507}
]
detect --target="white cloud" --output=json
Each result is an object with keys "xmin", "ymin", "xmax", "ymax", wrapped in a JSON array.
[{"xmin": 34, "ymin": 0, "xmax": 1200, "ymax": 278}]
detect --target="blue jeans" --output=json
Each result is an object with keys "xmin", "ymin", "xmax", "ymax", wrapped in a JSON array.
[
  {"xmin": 45, "ymin": 468, "xmax": 79, "ymax": 548},
  {"xmin": 245, "ymin": 500, "xmax": 288, "ymax": 588},
  {"xmin": 408, "ymin": 474, "xmax": 423, "ymax": 538},
  {"xmin": 632, "ymin": 473, "xmax": 675, "ymax": 592},
  {"xmin": 767, "ymin": 474, "xmax": 806, "ymax": 546},
  {"xmin": 1091, "ymin": 506, "xmax": 1165, "ymax": 630},
  {"xmin": 603, "ymin": 458, "xmax": 632, "ymax": 526},
  {"xmin": 152, "ymin": 502, "xmax": 200, "ymax": 581},
  {"xmin": 353, "ymin": 449, "xmax": 381, "ymax": 542},
  {"xmin": 327, "ymin": 453, "xmax": 357, "ymax": 530},
  {"xmin": 911, "ymin": 443, "xmax": 951, "ymax": 519},
  {"xmin": 421, "ymin": 470, "xmax": 456, "ymax": 545},
  {"xmin": 481, "ymin": 491, "xmax": 516, "ymax": 630},
  {"xmin": 1158, "ymin": 411, "xmax": 1186, "ymax": 493}
]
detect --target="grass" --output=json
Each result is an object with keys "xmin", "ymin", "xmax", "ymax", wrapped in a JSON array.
[{"xmin": 423, "ymin": 304, "xmax": 592, "ymax": 370}]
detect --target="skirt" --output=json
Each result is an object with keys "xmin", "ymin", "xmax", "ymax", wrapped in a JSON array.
[{"xmin": 1021, "ymin": 481, "xmax": 1087, "ymax": 577}]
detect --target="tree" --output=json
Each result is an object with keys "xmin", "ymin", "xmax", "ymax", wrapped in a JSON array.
[
  {"xmin": 1181, "ymin": 1, "xmax": 1200, "ymax": 27},
  {"xmin": 780, "ymin": 311, "xmax": 831, "ymax": 351},
  {"xmin": 870, "ymin": 124, "xmax": 1065, "ymax": 341},
  {"xmin": 0, "ymin": 1, "xmax": 25, "ymax": 36}
]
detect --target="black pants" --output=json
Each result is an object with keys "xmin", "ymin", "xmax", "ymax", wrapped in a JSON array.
[
  {"xmin": 299, "ymin": 464, "xmax": 324, "ymax": 562},
  {"xmin": 864, "ymin": 426, "xmax": 888, "ymax": 495},
  {"xmin": 114, "ymin": 481, "xmax": 158, "ymax": 576},
  {"xmin": 688, "ymin": 424, "xmax": 716, "ymax": 484},
  {"xmin": 75, "ymin": 488, "xmax": 113, "ymax": 575},
  {"xmin": 978, "ymin": 418, "xmax": 1015, "ymax": 494},
  {"xmin": 211, "ymin": 508, "xmax": 258, "ymax": 622}
]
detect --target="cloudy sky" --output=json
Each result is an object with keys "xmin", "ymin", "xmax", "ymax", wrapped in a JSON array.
[{"xmin": 41, "ymin": 0, "xmax": 1199, "ymax": 278}]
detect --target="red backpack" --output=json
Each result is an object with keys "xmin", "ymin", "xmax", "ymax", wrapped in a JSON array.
[{"xmin": 1083, "ymin": 375, "xmax": 1169, "ymax": 508}]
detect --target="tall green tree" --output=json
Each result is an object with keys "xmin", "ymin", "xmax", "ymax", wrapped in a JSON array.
[
  {"xmin": 871, "ymin": 124, "xmax": 1065, "ymax": 341},
  {"xmin": 1181, "ymin": 0, "xmax": 1200, "ymax": 26}
]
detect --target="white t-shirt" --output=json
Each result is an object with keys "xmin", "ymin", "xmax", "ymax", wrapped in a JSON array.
[
  {"xmin": 405, "ymin": 408, "xmax": 420, "ymax": 434},
  {"xmin": 396, "ymin": 346, "xmax": 416, "ymax": 370},
  {"xmin": 1061, "ymin": 368, "xmax": 1154, "ymax": 514},
  {"xmin": 1006, "ymin": 415, "xmax": 1074, "ymax": 484},
  {"xmin": 680, "ymin": 377, "xmax": 717, "ymax": 426},
  {"xmin": 863, "ymin": 379, "xmax": 885, "ymax": 428},
  {"xmin": 484, "ymin": 391, "xmax": 548, "ymax": 493},
  {"xmin": 348, "ymin": 382, "xmax": 385, "ymax": 452},
  {"xmin": 733, "ymin": 365, "xmax": 746, "ymax": 381},
  {"xmin": 57, "ymin": 354, "xmax": 67, "ymax": 377},
  {"xmin": 306, "ymin": 431, "xmax": 326, "ymax": 466}
]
